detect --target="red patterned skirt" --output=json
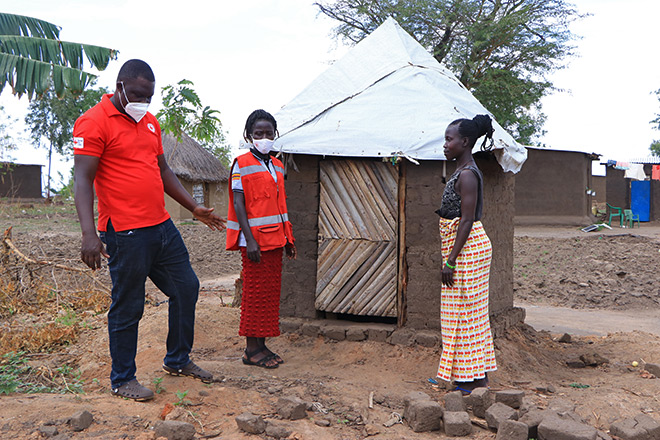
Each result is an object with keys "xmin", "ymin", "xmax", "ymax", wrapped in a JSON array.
[{"xmin": 239, "ymin": 247, "xmax": 283, "ymax": 337}]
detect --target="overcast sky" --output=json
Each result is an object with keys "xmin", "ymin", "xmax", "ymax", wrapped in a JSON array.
[{"xmin": 1, "ymin": 0, "xmax": 658, "ymax": 188}]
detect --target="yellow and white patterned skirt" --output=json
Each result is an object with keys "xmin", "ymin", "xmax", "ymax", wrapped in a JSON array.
[{"xmin": 436, "ymin": 217, "xmax": 497, "ymax": 382}]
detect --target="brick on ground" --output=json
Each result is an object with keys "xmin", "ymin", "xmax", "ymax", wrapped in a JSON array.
[
  {"xmin": 469, "ymin": 387, "xmax": 493, "ymax": 419},
  {"xmin": 443, "ymin": 411, "xmax": 472, "ymax": 437},
  {"xmin": 444, "ymin": 391, "xmax": 466, "ymax": 412},
  {"xmin": 321, "ymin": 325, "xmax": 346, "ymax": 341},
  {"xmin": 345, "ymin": 327, "xmax": 367, "ymax": 341},
  {"xmin": 485, "ymin": 402, "xmax": 518, "ymax": 430},
  {"xmin": 609, "ymin": 414, "xmax": 660, "ymax": 440},
  {"xmin": 495, "ymin": 390, "xmax": 525, "ymax": 409},
  {"xmin": 301, "ymin": 322, "xmax": 320, "ymax": 337},
  {"xmin": 538, "ymin": 412, "xmax": 597, "ymax": 440},
  {"xmin": 495, "ymin": 419, "xmax": 528, "ymax": 440},
  {"xmin": 405, "ymin": 399, "xmax": 443, "ymax": 432},
  {"xmin": 519, "ymin": 408, "xmax": 549, "ymax": 439},
  {"xmin": 402, "ymin": 391, "xmax": 431, "ymax": 420},
  {"xmin": 389, "ymin": 328, "xmax": 415, "ymax": 346}
]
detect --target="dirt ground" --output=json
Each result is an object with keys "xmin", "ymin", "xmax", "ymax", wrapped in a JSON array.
[{"xmin": 2, "ymin": 203, "xmax": 660, "ymax": 439}]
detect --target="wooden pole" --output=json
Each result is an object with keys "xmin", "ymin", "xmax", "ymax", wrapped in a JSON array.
[{"xmin": 397, "ymin": 161, "xmax": 407, "ymax": 327}]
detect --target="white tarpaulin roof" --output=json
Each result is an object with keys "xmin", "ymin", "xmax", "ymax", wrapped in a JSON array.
[{"xmin": 274, "ymin": 18, "xmax": 527, "ymax": 173}]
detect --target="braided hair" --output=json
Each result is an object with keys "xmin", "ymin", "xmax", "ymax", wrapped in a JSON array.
[
  {"xmin": 243, "ymin": 109, "xmax": 278, "ymax": 142},
  {"xmin": 449, "ymin": 114, "xmax": 494, "ymax": 152}
]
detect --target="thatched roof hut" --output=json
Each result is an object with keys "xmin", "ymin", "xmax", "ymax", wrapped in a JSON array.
[
  {"xmin": 161, "ymin": 131, "xmax": 229, "ymax": 183},
  {"xmin": 161, "ymin": 132, "xmax": 229, "ymax": 220}
]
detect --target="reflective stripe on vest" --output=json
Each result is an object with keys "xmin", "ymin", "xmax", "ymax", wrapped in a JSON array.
[
  {"xmin": 239, "ymin": 164, "xmax": 285, "ymax": 178},
  {"xmin": 226, "ymin": 213, "xmax": 290, "ymax": 231}
]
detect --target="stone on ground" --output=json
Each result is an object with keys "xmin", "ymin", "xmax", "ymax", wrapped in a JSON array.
[
  {"xmin": 153, "ymin": 420, "xmax": 197, "ymax": 440},
  {"xmin": 495, "ymin": 419, "xmax": 529, "ymax": 440},
  {"xmin": 548, "ymin": 397, "xmax": 577, "ymax": 413},
  {"xmin": 235, "ymin": 413, "xmax": 266, "ymax": 434},
  {"xmin": 68, "ymin": 410, "xmax": 93, "ymax": 432},
  {"xmin": 443, "ymin": 411, "xmax": 472, "ymax": 437},
  {"xmin": 580, "ymin": 353, "xmax": 609, "ymax": 366},
  {"xmin": 485, "ymin": 402, "xmax": 518, "ymax": 430},
  {"xmin": 38, "ymin": 425, "xmax": 59, "ymax": 437},
  {"xmin": 644, "ymin": 362, "xmax": 660, "ymax": 377},
  {"xmin": 276, "ymin": 396, "xmax": 308, "ymax": 420},
  {"xmin": 265, "ymin": 421, "xmax": 293, "ymax": 439},
  {"xmin": 405, "ymin": 399, "xmax": 443, "ymax": 432}
]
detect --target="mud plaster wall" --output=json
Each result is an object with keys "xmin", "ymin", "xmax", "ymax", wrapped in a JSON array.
[
  {"xmin": 592, "ymin": 176, "xmax": 606, "ymax": 204},
  {"xmin": 514, "ymin": 149, "xmax": 593, "ymax": 220},
  {"xmin": 644, "ymin": 164, "xmax": 660, "ymax": 221},
  {"xmin": 0, "ymin": 164, "xmax": 42, "ymax": 199},
  {"xmin": 281, "ymin": 154, "xmax": 320, "ymax": 319},
  {"xmin": 605, "ymin": 168, "xmax": 629, "ymax": 210},
  {"xmin": 281, "ymin": 153, "xmax": 515, "ymax": 330},
  {"xmin": 165, "ymin": 180, "xmax": 228, "ymax": 221}
]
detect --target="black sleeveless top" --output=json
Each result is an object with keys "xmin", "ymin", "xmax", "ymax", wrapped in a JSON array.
[{"xmin": 436, "ymin": 165, "xmax": 483, "ymax": 220}]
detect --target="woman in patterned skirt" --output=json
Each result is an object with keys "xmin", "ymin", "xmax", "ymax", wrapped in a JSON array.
[{"xmin": 435, "ymin": 114, "xmax": 497, "ymax": 394}]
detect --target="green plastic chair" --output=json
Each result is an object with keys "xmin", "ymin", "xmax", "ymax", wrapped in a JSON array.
[
  {"xmin": 606, "ymin": 203, "xmax": 623, "ymax": 226},
  {"xmin": 623, "ymin": 209, "xmax": 640, "ymax": 228}
]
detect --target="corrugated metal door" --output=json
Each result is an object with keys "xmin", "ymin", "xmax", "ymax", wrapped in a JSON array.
[
  {"xmin": 631, "ymin": 180, "xmax": 650, "ymax": 222},
  {"xmin": 315, "ymin": 159, "xmax": 398, "ymax": 317}
]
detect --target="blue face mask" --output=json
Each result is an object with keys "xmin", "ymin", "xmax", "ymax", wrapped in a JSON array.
[{"xmin": 120, "ymin": 82, "xmax": 150, "ymax": 123}]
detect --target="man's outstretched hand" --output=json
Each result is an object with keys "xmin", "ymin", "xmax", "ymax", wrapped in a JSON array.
[{"xmin": 193, "ymin": 206, "xmax": 227, "ymax": 231}]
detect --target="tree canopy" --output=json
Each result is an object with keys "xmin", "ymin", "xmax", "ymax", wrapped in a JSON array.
[
  {"xmin": 315, "ymin": 0, "xmax": 583, "ymax": 144},
  {"xmin": 650, "ymin": 89, "xmax": 660, "ymax": 157},
  {"xmin": 157, "ymin": 79, "xmax": 230, "ymax": 166},
  {"xmin": 25, "ymin": 81, "xmax": 108, "ymax": 195},
  {"xmin": 0, "ymin": 12, "xmax": 117, "ymax": 99},
  {"xmin": 25, "ymin": 81, "xmax": 107, "ymax": 156}
]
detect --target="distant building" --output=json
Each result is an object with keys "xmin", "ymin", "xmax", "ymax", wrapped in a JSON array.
[
  {"xmin": 0, "ymin": 162, "xmax": 43, "ymax": 199},
  {"xmin": 161, "ymin": 132, "xmax": 229, "ymax": 221},
  {"xmin": 515, "ymin": 147, "xmax": 600, "ymax": 225}
]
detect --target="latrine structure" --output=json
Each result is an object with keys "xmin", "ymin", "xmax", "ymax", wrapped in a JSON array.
[{"xmin": 274, "ymin": 19, "xmax": 527, "ymax": 332}]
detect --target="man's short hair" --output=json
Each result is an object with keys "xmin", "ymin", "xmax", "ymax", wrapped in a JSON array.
[{"xmin": 117, "ymin": 59, "xmax": 155, "ymax": 82}]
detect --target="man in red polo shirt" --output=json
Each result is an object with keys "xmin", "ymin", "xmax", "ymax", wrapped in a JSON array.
[{"xmin": 73, "ymin": 59, "xmax": 225, "ymax": 401}]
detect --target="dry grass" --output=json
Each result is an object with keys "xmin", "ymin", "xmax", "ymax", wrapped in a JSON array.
[{"xmin": 0, "ymin": 226, "xmax": 110, "ymax": 357}]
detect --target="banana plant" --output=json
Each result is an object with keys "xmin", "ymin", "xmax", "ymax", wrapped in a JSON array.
[{"xmin": 0, "ymin": 12, "xmax": 117, "ymax": 99}]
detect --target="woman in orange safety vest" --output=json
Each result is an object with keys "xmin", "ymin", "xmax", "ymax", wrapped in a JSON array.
[{"xmin": 226, "ymin": 109, "xmax": 296, "ymax": 368}]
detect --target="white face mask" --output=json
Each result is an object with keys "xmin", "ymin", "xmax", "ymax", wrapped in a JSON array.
[
  {"xmin": 120, "ymin": 81, "xmax": 150, "ymax": 123},
  {"xmin": 252, "ymin": 138, "xmax": 275, "ymax": 155}
]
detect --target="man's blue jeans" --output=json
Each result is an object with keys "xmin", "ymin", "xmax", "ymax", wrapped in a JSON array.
[{"xmin": 101, "ymin": 219, "xmax": 199, "ymax": 388}]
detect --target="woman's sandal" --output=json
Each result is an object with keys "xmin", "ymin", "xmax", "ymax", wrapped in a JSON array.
[
  {"xmin": 242, "ymin": 349, "xmax": 279, "ymax": 369},
  {"xmin": 111, "ymin": 379, "xmax": 154, "ymax": 401},
  {"xmin": 262, "ymin": 348, "xmax": 284, "ymax": 364},
  {"xmin": 454, "ymin": 385, "xmax": 473, "ymax": 396}
]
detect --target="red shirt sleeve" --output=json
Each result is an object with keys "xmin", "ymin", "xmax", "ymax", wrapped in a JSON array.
[{"xmin": 73, "ymin": 115, "xmax": 105, "ymax": 157}]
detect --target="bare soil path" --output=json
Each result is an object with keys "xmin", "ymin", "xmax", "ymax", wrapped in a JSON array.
[{"xmin": 2, "ymin": 204, "xmax": 660, "ymax": 439}]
